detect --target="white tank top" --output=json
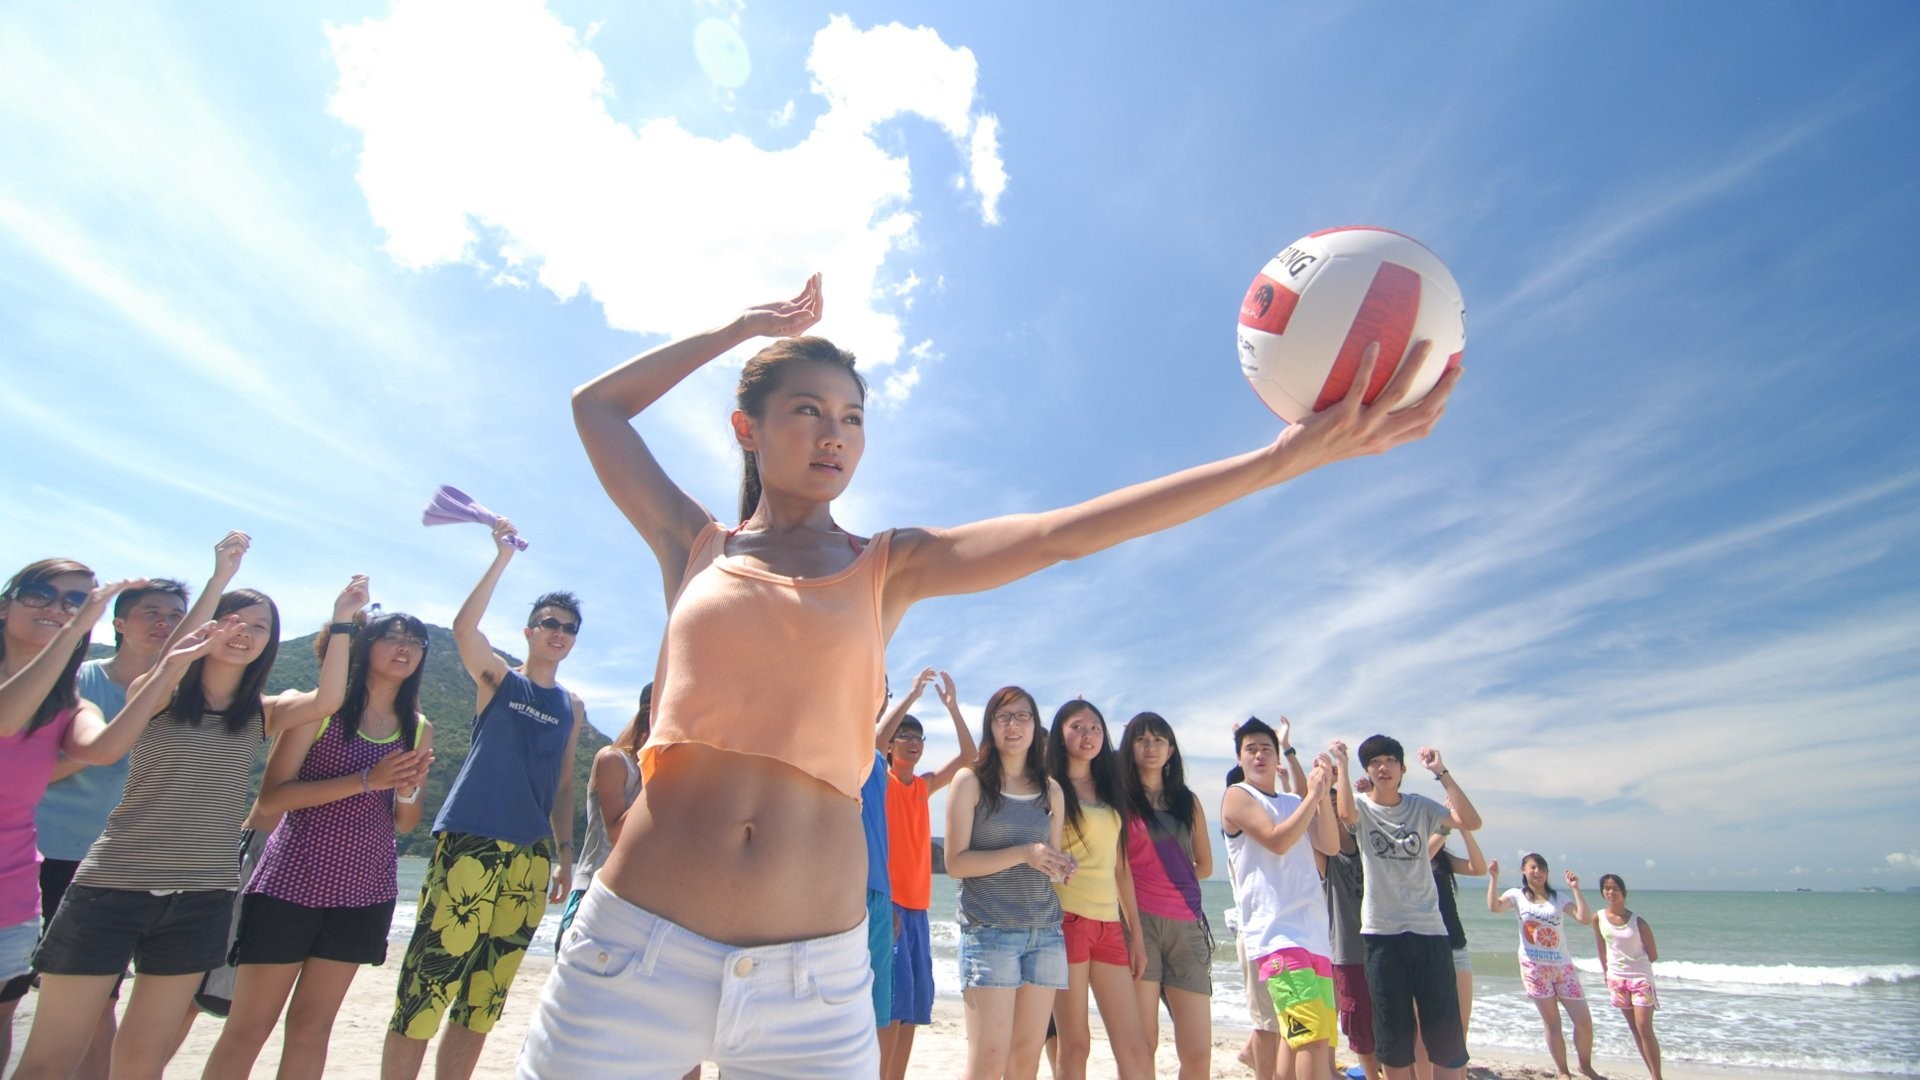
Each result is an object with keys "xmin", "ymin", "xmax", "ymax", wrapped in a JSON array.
[
  {"xmin": 1224, "ymin": 782, "xmax": 1331, "ymax": 961},
  {"xmin": 1598, "ymin": 911, "xmax": 1654, "ymax": 979}
]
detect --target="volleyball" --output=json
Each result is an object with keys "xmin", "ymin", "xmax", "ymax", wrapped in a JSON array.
[{"xmin": 1236, "ymin": 226, "xmax": 1465, "ymax": 423}]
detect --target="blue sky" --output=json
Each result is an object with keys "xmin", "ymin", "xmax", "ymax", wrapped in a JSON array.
[{"xmin": 4, "ymin": 1, "xmax": 1916, "ymax": 891}]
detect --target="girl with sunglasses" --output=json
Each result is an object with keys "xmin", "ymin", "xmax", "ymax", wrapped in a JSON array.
[
  {"xmin": 0, "ymin": 561, "xmax": 139, "ymax": 1063},
  {"xmin": 1045, "ymin": 699, "xmax": 1152, "ymax": 1080},
  {"xmin": 521, "ymin": 275, "xmax": 1456, "ymax": 1076},
  {"xmin": 202, "ymin": 610, "xmax": 436, "ymax": 1080},
  {"xmin": 16, "ymin": 574, "xmax": 368, "ymax": 1080},
  {"xmin": 1119, "ymin": 711, "xmax": 1215, "ymax": 1080}
]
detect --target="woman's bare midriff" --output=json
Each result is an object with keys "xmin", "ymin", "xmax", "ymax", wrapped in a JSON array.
[{"xmin": 594, "ymin": 742, "xmax": 867, "ymax": 946}]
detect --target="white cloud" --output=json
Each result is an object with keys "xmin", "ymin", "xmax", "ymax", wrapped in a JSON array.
[
  {"xmin": 1887, "ymin": 852, "xmax": 1920, "ymax": 870},
  {"xmin": 328, "ymin": 2, "xmax": 1005, "ymax": 388}
]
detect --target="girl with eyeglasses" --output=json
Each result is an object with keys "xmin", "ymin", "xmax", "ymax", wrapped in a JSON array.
[
  {"xmin": 202, "ymin": 610, "xmax": 436, "ymax": 1080},
  {"xmin": 17, "ymin": 574, "xmax": 369, "ymax": 1080},
  {"xmin": 523, "ymin": 275, "xmax": 1456, "ymax": 1076},
  {"xmin": 943, "ymin": 686, "xmax": 1074, "ymax": 1079},
  {"xmin": 1043, "ymin": 699, "xmax": 1151, "ymax": 1079},
  {"xmin": 1118, "ymin": 711, "xmax": 1215, "ymax": 1080}
]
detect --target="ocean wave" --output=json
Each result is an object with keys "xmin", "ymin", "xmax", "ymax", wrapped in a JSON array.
[{"xmin": 1571, "ymin": 957, "xmax": 1920, "ymax": 987}]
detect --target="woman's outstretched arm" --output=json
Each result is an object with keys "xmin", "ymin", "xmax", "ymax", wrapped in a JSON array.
[
  {"xmin": 573, "ymin": 276, "xmax": 822, "ymax": 598},
  {"xmin": 886, "ymin": 342, "xmax": 1458, "ymax": 608}
]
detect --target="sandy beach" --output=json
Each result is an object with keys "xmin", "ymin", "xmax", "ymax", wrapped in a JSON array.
[{"xmin": 6, "ymin": 954, "xmax": 1797, "ymax": 1079}]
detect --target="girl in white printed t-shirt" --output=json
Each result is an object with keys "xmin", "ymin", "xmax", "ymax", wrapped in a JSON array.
[{"xmin": 1488, "ymin": 853, "xmax": 1600, "ymax": 1080}]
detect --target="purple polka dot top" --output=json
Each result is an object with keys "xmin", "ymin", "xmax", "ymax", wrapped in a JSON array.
[{"xmin": 246, "ymin": 717, "xmax": 409, "ymax": 907}]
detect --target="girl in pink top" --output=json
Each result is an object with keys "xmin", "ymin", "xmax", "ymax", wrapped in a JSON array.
[
  {"xmin": 0, "ymin": 559, "xmax": 116, "ymax": 1062},
  {"xmin": 525, "ymin": 274, "xmax": 1458, "ymax": 1076},
  {"xmin": 1119, "ymin": 711, "xmax": 1215, "ymax": 1079}
]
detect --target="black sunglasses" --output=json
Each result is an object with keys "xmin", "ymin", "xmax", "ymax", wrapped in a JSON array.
[
  {"xmin": 10, "ymin": 581, "xmax": 90, "ymax": 612},
  {"xmin": 531, "ymin": 616, "xmax": 580, "ymax": 635}
]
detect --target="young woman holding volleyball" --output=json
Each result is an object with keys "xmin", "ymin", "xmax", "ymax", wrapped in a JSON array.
[{"xmin": 518, "ymin": 273, "xmax": 1457, "ymax": 1077}]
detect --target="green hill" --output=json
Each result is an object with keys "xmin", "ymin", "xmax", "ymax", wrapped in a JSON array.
[{"xmin": 95, "ymin": 625, "xmax": 614, "ymax": 858}]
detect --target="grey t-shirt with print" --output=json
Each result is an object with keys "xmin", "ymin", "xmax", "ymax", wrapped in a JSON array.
[{"xmin": 1348, "ymin": 791, "xmax": 1448, "ymax": 936}]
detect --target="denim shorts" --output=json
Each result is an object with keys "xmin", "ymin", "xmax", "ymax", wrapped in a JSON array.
[
  {"xmin": 35, "ymin": 885, "xmax": 234, "ymax": 977},
  {"xmin": 958, "ymin": 923, "xmax": 1067, "ymax": 991},
  {"xmin": 517, "ymin": 879, "xmax": 878, "ymax": 1079}
]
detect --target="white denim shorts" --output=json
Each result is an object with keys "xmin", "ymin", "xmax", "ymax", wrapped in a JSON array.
[
  {"xmin": 1, "ymin": 917, "xmax": 38, "ymax": 981},
  {"xmin": 516, "ymin": 879, "xmax": 878, "ymax": 1079}
]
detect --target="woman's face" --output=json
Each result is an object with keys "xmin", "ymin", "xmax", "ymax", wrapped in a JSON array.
[
  {"xmin": 1523, "ymin": 858, "xmax": 1549, "ymax": 888},
  {"xmin": 215, "ymin": 603, "xmax": 275, "ymax": 668},
  {"xmin": 368, "ymin": 624, "xmax": 427, "ymax": 681},
  {"xmin": 1601, "ymin": 879, "xmax": 1626, "ymax": 905},
  {"xmin": 1061, "ymin": 708, "xmax": 1105, "ymax": 763},
  {"xmin": 2, "ymin": 571, "xmax": 95, "ymax": 651},
  {"xmin": 990, "ymin": 698, "xmax": 1038, "ymax": 757},
  {"xmin": 1131, "ymin": 728, "xmax": 1172, "ymax": 776},
  {"xmin": 740, "ymin": 363, "xmax": 866, "ymax": 505}
]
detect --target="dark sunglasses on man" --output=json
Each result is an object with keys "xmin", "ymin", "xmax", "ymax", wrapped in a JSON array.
[{"xmin": 530, "ymin": 616, "xmax": 580, "ymax": 636}]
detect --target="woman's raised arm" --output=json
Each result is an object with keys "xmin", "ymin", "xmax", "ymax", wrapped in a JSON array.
[
  {"xmin": 573, "ymin": 276, "xmax": 823, "ymax": 597},
  {"xmin": 885, "ymin": 343, "xmax": 1457, "ymax": 610}
]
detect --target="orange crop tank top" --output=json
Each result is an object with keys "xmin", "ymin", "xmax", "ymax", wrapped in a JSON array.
[{"xmin": 640, "ymin": 521, "xmax": 892, "ymax": 800}]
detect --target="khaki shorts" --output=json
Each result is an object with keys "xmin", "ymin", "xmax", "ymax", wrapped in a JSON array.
[
  {"xmin": 1237, "ymin": 930, "xmax": 1279, "ymax": 1032},
  {"xmin": 1139, "ymin": 911, "xmax": 1212, "ymax": 996}
]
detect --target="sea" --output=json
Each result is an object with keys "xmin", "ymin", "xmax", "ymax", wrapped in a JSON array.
[{"xmin": 394, "ymin": 861, "xmax": 1920, "ymax": 1076}]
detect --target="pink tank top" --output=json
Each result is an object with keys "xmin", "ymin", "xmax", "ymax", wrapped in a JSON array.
[{"xmin": 642, "ymin": 522, "xmax": 892, "ymax": 800}]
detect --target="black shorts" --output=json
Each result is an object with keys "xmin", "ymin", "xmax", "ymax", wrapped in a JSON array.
[
  {"xmin": 233, "ymin": 893, "xmax": 396, "ymax": 967},
  {"xmin": 0, "ymin": 972, "xmax": 31, "ymax": 1004},
  {"xmin": 39, "ymin": 858, "xmax": 81, "ymax": 928},
  {"xmin": 1362, "ymin": 932, "xmax": 1466, "ymax": 1070},
  {"xmin": 34, "ymin": 885, "xmax": 234, "ymax": 977}
]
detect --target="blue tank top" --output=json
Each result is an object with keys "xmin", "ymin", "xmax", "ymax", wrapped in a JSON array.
[
  {"xmin": 433, "ymin": 670, "xmax": 574, "ymax": 845},
  {"xmin": 36, "ymin": 660, "xmax": 133, "ymax": 860}
]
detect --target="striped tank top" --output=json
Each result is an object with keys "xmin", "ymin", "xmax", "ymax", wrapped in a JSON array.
[
  {"xmin": 74, "ymin": 706, "xmax": 266, "ymax": 891},
  {"xmin": 957, "ymin": 787, "xmax": 1061, "ymax": 930}
]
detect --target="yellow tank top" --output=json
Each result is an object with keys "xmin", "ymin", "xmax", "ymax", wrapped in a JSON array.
[
  {"xmin": 641, "ymin": 522, "xmax": 891, "ymax": 800},
  {"xmin": 1054, "ymin": 802, "xmax": 1122, "ymax": 920}
]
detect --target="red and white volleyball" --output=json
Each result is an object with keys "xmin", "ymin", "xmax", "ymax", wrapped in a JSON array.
[{"xmin": 1236, "ymin": 226, "xmax": 1465, "ymax": 423}]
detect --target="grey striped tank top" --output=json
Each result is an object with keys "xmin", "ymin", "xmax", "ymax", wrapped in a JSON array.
[{"xmin": 957, "ymin": 788, "xmax": 1062, "ymax": 930}]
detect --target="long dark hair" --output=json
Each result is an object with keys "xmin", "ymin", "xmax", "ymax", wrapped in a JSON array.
[
  {"xmin": 609, "ymin": 682, "xmax": 653, "ymax": 764},
  {"xmin": 334, "ymin": 611, "xmax": 428, "ymax": 749},
  {"xmin": 171, "ymin": 589, "xmax": 280, "ymax": 733},
  {"xmin": 972, "ymin": 685, "xmax": 1045, "ymax": 816},
  {"xmin": 0, "ymin": 559, "xmax": 95, "ymax": 736},
  {"xmin": 734, "ymin": 337, "xmax": 866, "ymax": 521},
  {"xmin": 1521, "ymin": 852, "xmax": 1558, "ymax": 903},
  {"xmin": 1046, "ymin": 698, "xmax": 1123, "ymax": 844},
  {"xmin": 1120, "ymin": 711, "xmax": 1198, "ymax": 832}
]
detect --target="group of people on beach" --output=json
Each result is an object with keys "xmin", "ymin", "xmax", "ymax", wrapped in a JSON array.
[
  {"xmin": 1, "ymin": 521, "xmax": 595, "ymax": 1080},
  {"xmin": 4, "ymin": 274, "xmax": 1483, "ymax": 1079}
]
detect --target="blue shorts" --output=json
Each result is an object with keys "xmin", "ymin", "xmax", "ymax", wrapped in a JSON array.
[
  {"xmin": 558, "ymin": 887, "xmax": 587, "ymax": 944},
  {"xmin": 958, "ymin": 923, "xmax": 1068, "ymax": 991},
  {"xmin": 866, "ymin": 888, "xmax": 894, "ymax": 1025},
  {"xmin": 889, "ymin": 905, "xmax": 934, "ymax": 1025}
]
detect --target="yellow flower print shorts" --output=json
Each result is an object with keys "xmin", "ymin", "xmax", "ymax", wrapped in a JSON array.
[{"xmin": 390, "ymin": 831, "xmax": 551, "ymax": 1038}]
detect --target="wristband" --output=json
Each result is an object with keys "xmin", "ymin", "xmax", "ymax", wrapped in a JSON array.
[
  {"xmin": 1436, "ymin": 769, "xmax": 1451, "ymax": 778},
  {"xmin": 1283, "ymin": 746, "xmax": 1298, "ymax": 757},
  {"xmin": 360, "ymin": 767, "xmax": 371, "ymax": 793},
  {"xmin": 328, "ymin": 622, "xmax": 355, "ymax": 637},
  {"xmin": 396, "ymin": 787, "xmax": 420, "ymax": 805}
]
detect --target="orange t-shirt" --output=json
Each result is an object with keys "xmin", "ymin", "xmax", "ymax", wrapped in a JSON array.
[{"xmin": 885, "ymin": 770, "xmax": 932, "ymax": 910}]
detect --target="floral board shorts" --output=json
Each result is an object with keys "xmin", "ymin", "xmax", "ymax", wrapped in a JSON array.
[
  {"xmin": 1519, "ymin": 958, "xmax": 1585, "ymax": 1001},
  {"xmin": 1606, "ymin": 971, "xmax": 1658, "ymax": 1009},
  {"xmin": 391, "ymin": 831, "xmax": 552, "ymax": 1037}
]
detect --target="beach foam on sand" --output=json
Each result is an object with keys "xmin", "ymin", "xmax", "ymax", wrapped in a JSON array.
[{"xmin": 9, "ymin": 955, "xmax": 1788, "ymax": 1078}]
